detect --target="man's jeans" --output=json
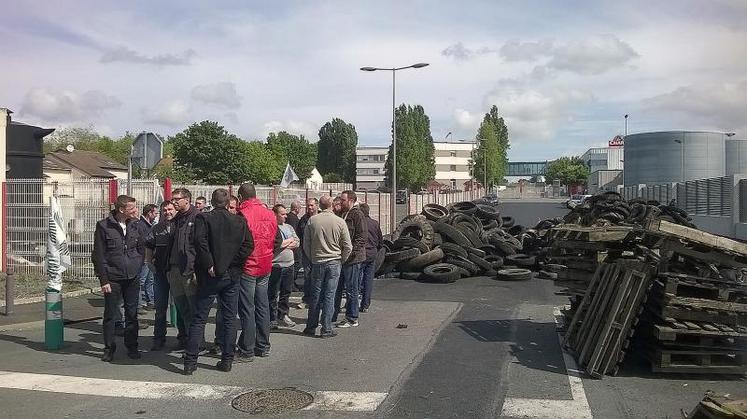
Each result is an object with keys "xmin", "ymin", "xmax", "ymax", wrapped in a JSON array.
[
  {"xmin": 138, "ymin": 264, "xmax": 155, "ymax": 306},
  {"xmin": 341, "ymin": 263, "xmax": 361, "ymax": 321},
  {"xmin": 305, "ymin": 260, "xmax": 341, "ymax": 334},
  {"xmin": 167, "ymin": 269, "xmax": 197, "ymax": 344},
  {"xmin": 300, "ymin": 254, "xmax": 313, "ymax": 304},
  {"xmin": 152, "ymin": 270, "xmax": 181, "ymax": 343},
  {"xmin": 103, "ymin": 277, "xmax": 140, "ymax": 351},
  {"xmin": 268, "ymin": 266, "xmax": 294, "ymax": 321},
  {"xmin": 358, "ymin": 260, "xmax": 375, "ymax": 310},
  {"xmin": 238, "ymin": 274, "xmax": 270, "ymax": 355},
  {"xmin": 185, "ymin": 272, "xmax": 240, "ymax": 366}
]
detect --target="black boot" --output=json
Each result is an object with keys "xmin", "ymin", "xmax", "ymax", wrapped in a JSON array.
[
  {"xmin": 183, "ymin": 364, "xmax": 197, "ymax": 375},
  {"xmin": 216, "ymin": 360, "xmax": 232, "ymax": 372},
  {"xmin": 101, "ymin": 346, "xmax": 115, "ymax": 362}
]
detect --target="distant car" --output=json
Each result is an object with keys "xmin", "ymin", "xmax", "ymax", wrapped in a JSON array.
[
  {"xmin": 482, "ymin": 193, "xmax": 500, "ymax": 205},
  {"xmin": 396, "ymin": 190, "xmax": 408, "ymax": 204},
  {"xmin": 566, "ymin": 194, "xmax": 592, "ymax": 209}
]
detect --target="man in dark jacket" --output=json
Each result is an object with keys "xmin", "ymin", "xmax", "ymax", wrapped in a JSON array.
[
  {"xmin": 333, "ymin": 190, "xmax": 368, "ymax": 328},
  {"xmin": 167, "ymin": 187, "xmax": 200, "ymax": 348},
  {"xmin": 145, "ymin": 201, "xmax": 176, "ymax": 351},
  {"xmin": 358, "ymin": 203, "xmax": 382, "ymax": 312},
  {"xmin": 92, "ymin": 195, "xmax": 145, "ymax": 362},
  {"xmin": 184, "ymin": 188, "xmax": 253, "ymax": 375},
  {"xmin": 295, "ymin": 197, "xmax": 318, "ymax": 307}
]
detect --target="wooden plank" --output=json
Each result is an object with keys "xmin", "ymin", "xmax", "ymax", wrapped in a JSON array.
[
  {"xmin": 647, "ymin": 219, "xmax": 747, "ymax": 256},
  {"xmin": 662, "ymin": 296, "xmax": 747, "ymax": 314},
  {"xmin": 659, "ymin": 240, "xmax": 747, "ymax": 269}
]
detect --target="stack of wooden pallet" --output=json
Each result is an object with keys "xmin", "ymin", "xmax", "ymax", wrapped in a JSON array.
[
  {"xmin": 636, "ymin": 220, "xmax": 747, "ymax": 375},
  {"xmin": 548, "ymin": 219, "xmax": 747, "ymax": 377},
  {"xmin": 545, "ymin": 225, "xmax": 636, "ymax": 319}
]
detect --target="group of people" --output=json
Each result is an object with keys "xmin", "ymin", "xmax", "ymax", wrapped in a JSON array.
[{"xmin": 92, "ymin": 184, "xmax": 382, "ymax": 374}]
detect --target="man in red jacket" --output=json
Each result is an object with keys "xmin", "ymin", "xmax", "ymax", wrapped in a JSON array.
[{"xmin": 236, "ymin": 183, "xmax": 281, "ymax": 361}]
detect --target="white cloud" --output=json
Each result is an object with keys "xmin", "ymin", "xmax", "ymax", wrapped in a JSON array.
[
  {"xmin": 484, "ymin": 81, "xmax": 594, "ymax": 142},
  {"xmin": 497, "ymin": 35, "xmax": 638, "ymax": 75},
  {"xmin": 142, "ymin": 100, "xmax": 190, "ymax": 127},
  {"xmin": 20, "ymin": 87, "xmax": 121, "ymax": 122},
  {"xmin": 191, "ymin": 82, "xmax": 242, "ymax": 108},
  {"xmin": 643, "ymin": 79, "xmax": 747, "ymax": 131},
  {"xmin": 262, "ymin": 120, "xmax": 320, "ymax": 141},
  {"xmin": 100, "ymin": 46, "xmax": 195, "ymax": 66},
  {"xmin": 546, "ymin": 34, "xmax": 638, "ymax": 75},
  {"xmin": 453, "ymin": 108, "xmax": 481, "ymax": 132},
  {"xmin": 499, "ymin": 39, "xmax": 554, "ymax": 62},
  {"xmin": 441, "ymin": 42, "xmax": 495, "ymax": 61}
]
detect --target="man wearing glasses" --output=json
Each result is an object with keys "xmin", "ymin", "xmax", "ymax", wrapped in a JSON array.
[{"xmin": 167, "ymin": 188, "xmax": 200, "ymax": 349}]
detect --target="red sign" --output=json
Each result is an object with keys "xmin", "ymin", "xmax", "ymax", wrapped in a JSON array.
[{"xmin": 609, "ymin": 135, "xmax": 624, "ymax": 147}]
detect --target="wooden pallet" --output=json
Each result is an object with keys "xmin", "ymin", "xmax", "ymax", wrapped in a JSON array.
[
  {"xmin": 659, "ymin": 239, "xmax": 747, "ymax": 269},
  {"xmin": 647, "ymin": 301, "xmax": 747, "ymax": 327},
  {"xmin": 646, "ymin": 347, "xmax": 747, "ymax": 375},
  {"xmin": 652, "ymin": 324, "xmax": 747, "ymax": 349},
  {"xmin": 564, "ymin": 259, "xmax": 654, "ymax": 378},
  {"xmin": 548, "ymin": 225, "xmax": 635, "ymax": 242},
  {"xmin": 687, "ymin": 393, "xmax": 747, "ymax": 419},
  {"xmin": 654, "ymin": 277, "xmax": 747, "ymax": 303}
]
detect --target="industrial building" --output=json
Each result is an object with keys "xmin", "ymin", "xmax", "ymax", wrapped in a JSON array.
[
  {"xmin": 581, "ymin": 138, "xmax": 624, "ymax": 194},
  {"xmin": 355, "ymin": 146, "xmax": 388, "ymax": 190},
  {"xmin": 623, "ymin": 131, "xmax": 731, "ymax": 187}
]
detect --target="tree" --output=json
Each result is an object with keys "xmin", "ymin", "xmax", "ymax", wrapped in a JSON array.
[
  {"xmin": 266, "ymin": 131, "xmax": 317, "ymax": 181},
  {"xmin": 170, "ymin": 120, "xmax": 251, "ymax": 184},
  {"xmin": 244, "ymin": 141, "xmax": 284, "ymax": 185},
  {"xmin": 473, "ymin": 106, "xmax": 509, "ymax": 186},
  {"xmin": 44, "ymin": 127, "xmax": 135, "ymax": 166},
  {"xmin": 317, "ymin": 118, "xmax": 358, "ymax": 183},
  {"xmin": 545, "ymin": 156, "xmax": 590, "ymax": 185},
  {"xmin": 322, "ymin": 172, "xmax": 344, "ymax": 183},
  {"xmin": 383, "ymin": 104, "xmax": 435, "ymax": 191}
]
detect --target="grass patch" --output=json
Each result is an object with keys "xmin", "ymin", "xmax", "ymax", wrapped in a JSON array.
[{"xmin": 0, "ymin": 272, "xmax": 91, "ymax": 300}]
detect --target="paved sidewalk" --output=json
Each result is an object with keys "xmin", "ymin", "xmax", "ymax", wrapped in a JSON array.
[{"xmin": 0, "ymin": 292, "xmax": 103, "ymax": 330}]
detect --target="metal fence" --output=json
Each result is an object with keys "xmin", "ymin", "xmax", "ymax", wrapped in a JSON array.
[{"xmin": 624, "ymin": 176, "xmax": 735, "ymax": 217}]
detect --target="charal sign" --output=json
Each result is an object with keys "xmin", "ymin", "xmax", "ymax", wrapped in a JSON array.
[{"xmin": 609, "ymin": 135, "xmax": 624, "ymax": 147}]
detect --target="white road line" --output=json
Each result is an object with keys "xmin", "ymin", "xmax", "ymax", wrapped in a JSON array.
[
  {"xmin": 499, "ymin": 307, "xmax": 593, "ymax": 419},
  {"xmin": 0, "ymin": 371, "xmax": 387, "ymax": 412}
]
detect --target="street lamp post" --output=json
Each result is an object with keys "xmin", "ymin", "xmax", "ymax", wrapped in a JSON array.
[{"xmin": 361, "ymin": 62, "xmax": 429, "ymax": 233}]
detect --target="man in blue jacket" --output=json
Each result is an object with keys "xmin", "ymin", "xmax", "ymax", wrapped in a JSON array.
[{"xmin": 92, "ymin": 195, "xmax": 145, "ymax": 362}]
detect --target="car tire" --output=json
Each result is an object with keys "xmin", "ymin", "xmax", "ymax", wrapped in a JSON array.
[
  {"xmin": 445, "ymin": 255, "xmax": 479, "ymax": 275},
  {"xmin": 434, "ymin": 222, "xmax": 472, "ymax": 248},
  {"xmin": 506, "ymin": 254, "xmax": 536, "ymax": 267},
  {"xmin": 401, "ymin": 248, "xmax": 444, "ymax": 271},
  {"xmin": 450, "ymin": 201, "xmax": 478, "ymax": 215},
  {"xmin": 467, "ymin": 253, "xmax": 493, "ymax": 272},
  {"xmin": 422, "ymin": 204, "xmax": 449, "ymax": 221},
  {"xmin": 384, "ymin": 248, "xmax": 421, "ymax": 264},
  {"xmin": 495, "ymin": 268, "xmax": 533, "ymax": 281},
  {"xmin": 392, "ymin": 215, "xmax": 434, "ymax": 248},
  {"xmin": 400, "ymin": 271, "xmax": 422, "ymax": 280},
  {"xmin": 501, "ymin": 216, "xmax": 515, "ymax": 228},
  {"xmin": 422, "ymin": 263, "xmax": 461, "ymax": 283},
  {"xmin": 440, "ymin": 242, "xmax": 469, "ymax": 258}
]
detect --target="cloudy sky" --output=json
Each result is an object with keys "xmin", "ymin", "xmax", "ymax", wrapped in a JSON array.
[{"xmin": 2, "ymin": 0, "xmax": 745, "ymax": 160}]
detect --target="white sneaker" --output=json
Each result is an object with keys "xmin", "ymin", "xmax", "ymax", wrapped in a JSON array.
[
  {"xmin": 336, "ymin": 320, "xmax": 359, "ymax": 328},
  {"xmin": 278, "ymin": 315, "xmax": 296, "ymax": 328}
]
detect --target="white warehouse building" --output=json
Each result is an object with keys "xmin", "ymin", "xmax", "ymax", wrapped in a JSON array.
[
  {"xmin": 434, "ymin": 141, "xmax": 473, "ymax": 190},
  {"xmin": 355, "ymin": 146, "xmax": 388, "ymax": 190}
]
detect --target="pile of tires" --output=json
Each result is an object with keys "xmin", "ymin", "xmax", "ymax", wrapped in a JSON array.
[
  {"xmin": 375, "ymin": 201, "xmax": 537, "ymax": 282},
  {"xmin": 562, "ymin": 191, "xmax": 696, "ymax": 228}
]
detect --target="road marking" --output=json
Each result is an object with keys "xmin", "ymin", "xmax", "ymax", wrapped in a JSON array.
[
  {"xmin": 499, "ymin": 307, "xmax": 593, "ymax": 418},
  {"xmin": 0, "ymin": 371, "xmax": 387, "ymax": 411}
]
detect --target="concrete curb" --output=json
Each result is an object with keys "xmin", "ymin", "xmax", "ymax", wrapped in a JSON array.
[{"xmin": 1, "ymin": 288, "xmax": 95, "ymax": 307}]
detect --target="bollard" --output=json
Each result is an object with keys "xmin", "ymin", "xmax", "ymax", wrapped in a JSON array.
[
  {"xmin": 45, "ymin": 288, "xmax": 64, "ymax": 350},
  {"xmin": 4, "ymin": 271, "xmax": 15, "ymax": 315}
]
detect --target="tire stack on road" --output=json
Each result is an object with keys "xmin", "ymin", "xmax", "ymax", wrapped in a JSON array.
[
  {"xmin": 374, "ymin": 201, "xmax": 537, "ymax": 282},
  {"xmin": 563, "ymin": 191, "xmax": 696, "ymax": 228}
]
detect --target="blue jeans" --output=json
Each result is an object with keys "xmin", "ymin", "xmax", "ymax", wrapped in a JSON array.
[
  {"xmin": 268, "ymin": 266, "xmax": 293, "ymax": 321},
  {"xmin": 238, "ymin": 274, "xmax": 271, "ymax": 355},
  {"xmin": 152, "ymin": 270, "xmax": 183, "ymax": 343},
  {"xmin": 301, "ymin": 254, "xmax": 313, "ymax": 304},
  {"xmin": 358, "ymin": 260, "xmax": 375, "ymax": 310},
  {"xmin": 305, "ymin": 260, "xmax": 341, "ymax": 334},
  {"xmin": 185, "ymin": 272, "xmax": 240, "ymax": 365},
  {"xmin": 138, "ymin": 264, "xmax": 155, "ymax": 306},
  {"xmin": 342, "ymin": 263, "xmax": 361, "ymax": 321}
]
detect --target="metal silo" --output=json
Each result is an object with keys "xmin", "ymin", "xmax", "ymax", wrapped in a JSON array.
[
  {"xmin": 623, "ymin": 131, "xmax": 726, "ymax": 186},
  {"xmin": 726, "ymin": 139, "xmax": 747, "ymax": 176}
]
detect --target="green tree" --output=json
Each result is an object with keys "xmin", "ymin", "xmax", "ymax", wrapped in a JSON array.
[
  {"xmin": 170, "ymin": 120, "xmax": 251, "ymax": 184},
  {"xmin": 473, "ymin": 106, "xmax": 509, "ymax": 186},
  {"xmin": 266, "ymin": 131, "xmax": 317, "ymax": 181},
  {"xmin": 383, "ymin": 104, "xmax": 435, "ymax": 191},
  {"xmin": 317, "ymin": 118, "xmax": 358, "ymax": 183},
  {"xmin": 244, "ymin": 141, "xmax": 284, "ymax": 185},
  {"xmin": 545, "ymin": 156, "xmax": 590, "ymax": 185},
  {"xmin": 44, "ymin": 127, "xmax": 135, "ymax": 166},
  {"xmin": 322, "ymin": 172, "xmax": 344, "ymax": 183}
]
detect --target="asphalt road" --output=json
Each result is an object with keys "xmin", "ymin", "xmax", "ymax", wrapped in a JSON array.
[{"xmin": 0, "ymin": 201, "xmax": 742, "ymax": 418}]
